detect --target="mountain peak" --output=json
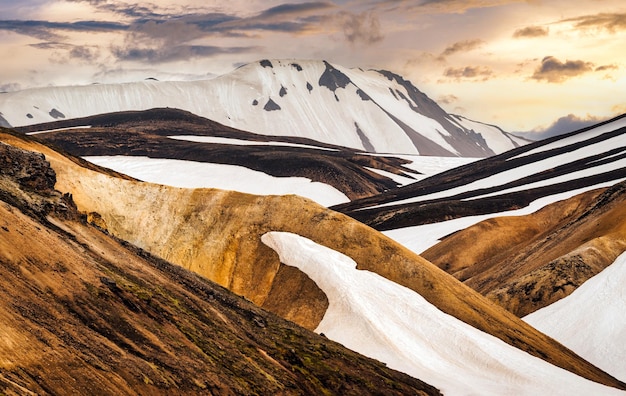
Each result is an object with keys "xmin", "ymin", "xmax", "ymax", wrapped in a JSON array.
[{"xmin": 0, "ymin": 59, "xmax": 525, "ymax": 156}]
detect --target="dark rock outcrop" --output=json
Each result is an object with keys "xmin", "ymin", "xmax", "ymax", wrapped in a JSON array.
[{"xmin": 264, "ymin": 98, "xmax": 281, "ymax": 111}]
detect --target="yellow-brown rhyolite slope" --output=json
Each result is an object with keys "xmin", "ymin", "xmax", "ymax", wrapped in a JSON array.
[
  {"xmin": 0, "ymin": 150, "xmax": 441, "ymax": 396},
  {"xmin": 422, "ymin": 183, "xmax": 626, "ymax": 317},
  {"xmin": 2, "ymin": 130, "xmax": 624, "ymax": 390}
]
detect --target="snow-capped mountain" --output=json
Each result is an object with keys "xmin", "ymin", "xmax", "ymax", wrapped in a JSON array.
[
  {"xmin": 0, "ymin": 59, "xmax": 525, "ymax": 156},
  {"xmin": 335, "ymin": 114, "xmax": 626, "ymax": 229}
]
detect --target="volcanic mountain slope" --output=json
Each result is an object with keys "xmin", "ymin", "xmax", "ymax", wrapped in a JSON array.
[
  {"xmin": 2, "ymin": 129, "xmax": 625, "ymax": 394},
  {"xmin": 0, "ymin": 59, "xmax": 525, "ymax": 156},
  {"xmin": 421, "ymin": 181, "xmax": 626, "ymax": 314},
  {"xmin": 15, "ymin": 108, "xmax": 421, "ymax": 204},
  {"xmin": 0, "ymin": 141, "xmax": 441, "ymax": 395},
  {"xmin": 334, "ymin": 114, "xmax": 626, "ymax": 230}
]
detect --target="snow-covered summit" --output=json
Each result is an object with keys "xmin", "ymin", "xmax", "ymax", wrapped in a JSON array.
[{"xmin": 0, "ymin": 59, "xmax": 522, "ymax": 156}]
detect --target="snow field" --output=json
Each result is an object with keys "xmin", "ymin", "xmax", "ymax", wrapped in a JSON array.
[
  {"xmin": 261, "ymin": 231, "xmax": 625, "ymax": 396},
  {"xmin": 83, "ymin": 156, "xmax": 349, "ymax": 207},
  {"xmin": 513, "ymin": 116, "xmax": 626, "ymax": 159},
  {"xmin": 524, "ymin": 251, "xmax": 626, "ymax": 382}
]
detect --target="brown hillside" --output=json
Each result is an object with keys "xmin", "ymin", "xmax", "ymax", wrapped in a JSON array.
[
  {"xmin": 2, "ymin": 129, "xmax": 625, "ymax": 390},
  {"xmin": 0, "ymin": 139, "xmax": 441, "ymax": 395},
  {"xmin": 422, "ymin": 183, "xmax": 626, "ymax": 317}
]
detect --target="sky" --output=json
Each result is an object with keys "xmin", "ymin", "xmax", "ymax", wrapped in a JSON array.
[{"xmin": 1, "ymin": 0, "xmax": 625, "ymax": 136}]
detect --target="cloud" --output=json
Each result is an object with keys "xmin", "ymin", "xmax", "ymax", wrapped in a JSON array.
[
  {"xmin": 443, "ymin": 66, "xmax": 493, "ymax": 80},
  {"xmin": 112, "ymin": 44, "xmax": 257, "ymax": 63},
  {"xmin": 611, "ymin": 104, "xmax": 626, "ymax": 115},
  {"xmin": 517, "ymin": 113, "xmax": 608, "ymax": 140},
  {"xmin": 530, "ymin": 56, "xmax": 594, "ymax": 83},
  {"xmin": 212, "ymin": 2, "xmax": 336, "ymax": 36},
  {"xmin": 127, "ymin": 19, "xmax": 207, "ymax": 45},
  {"xmin": 257, "ymin": 2, "xmax": 335, "ymax": 18},
  {"xmin": 29, "ymin": 41, "xmax": 71, "ymax": 50},
  {"xmin": 335, "ymin": 11, "xmax": 384, "ymax": 44},
  {"xmin": 438, "ymin": 94, "xmax": 459, "ymax": 104},
  {"xmin": 595, "ymin": 64, "xmax": 619, "ymax": 71},
  {"xmin": 69, "ymin": 45, "xmax": 100, "ymax": 61},
  {"xmin": 438, "ymin": 39, "xmax": 483, "ymax": 60},
  {"xmin": 401, "ymin": 0, "xmax": 521, "ymax": 14},
  {"xmin": 29, "ymin": 41, "xmax": 100, "ymax": 63},
  {"xmin": 513, "ymin": 25, "xmax": 548, "ymax": 38},
  {"xmin": 0, "ymin": 19, "xmax": 127, "ymax": 40},
  {"xmin": 560, "ymin": 12, "xmax": 626, "ymax": 33},
  {"xmin": 0, "ymin": 83, "xmax": 22, "ymax": 93},
  {"xmin": 64, "ymin": 0, "xmax": 168, "ymax": 20}
]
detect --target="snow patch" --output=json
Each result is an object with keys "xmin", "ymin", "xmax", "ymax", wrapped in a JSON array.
[
  {"xmin": 261, "ymin": 231, "xmax": 625, "ymax": 396},
  {"xmin": 167, "ymin": 135, "xmax": 339, "ymax": 151},
  {"xmin": 83, "ymin": 156, "xmax": 349, "ymax": 207},
  {"xmin": 524, "ymin": 251, "xmax": 626, "ymax": 382},
  {"xmin": 27, "ymin": 125, "xmax": 92, "ymax": 135}
]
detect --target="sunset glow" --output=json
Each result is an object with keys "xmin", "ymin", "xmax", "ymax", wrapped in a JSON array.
[{"xmin": 1, "ymin": 0, "xmax": 625, "ymax": 135}]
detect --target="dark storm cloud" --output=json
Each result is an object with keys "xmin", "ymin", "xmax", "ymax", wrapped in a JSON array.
[
  {"xmin": 112, "ymin": 44, "xmax": 257, "ymax": 63},
  {"xmin": 513, "ymin": 25, "xmax": 548, "ymax": 38},
  {"xmin": 258, "ymin": 2, "xmax": 335, "ymax": 18},
  {"xmin": 561, "ymin": 12, "xmax": 626, "ymax": 32},
  {"xmin": 443, "ymin": 65, "xmax": 493, "ymax": 80},
  {"xmin": 516, "ymin": 113, "xmax": 608, "ymax": 140},
  {"xmin": 531, "ymin": 56, "xmax": 594, "ymax": 83},
  {"xmin": 0, "ymin": 19, "xmax": 127, "ymax": 40}
]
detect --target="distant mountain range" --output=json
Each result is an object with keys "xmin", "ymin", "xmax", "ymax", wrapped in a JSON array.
[
  {"xmin": 1, "ymin": 59, "xmax": 625, "ymax": 395},
  {"xmin": 0, "ymin": 59, "xmax": 528, "ymax": 156}
]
